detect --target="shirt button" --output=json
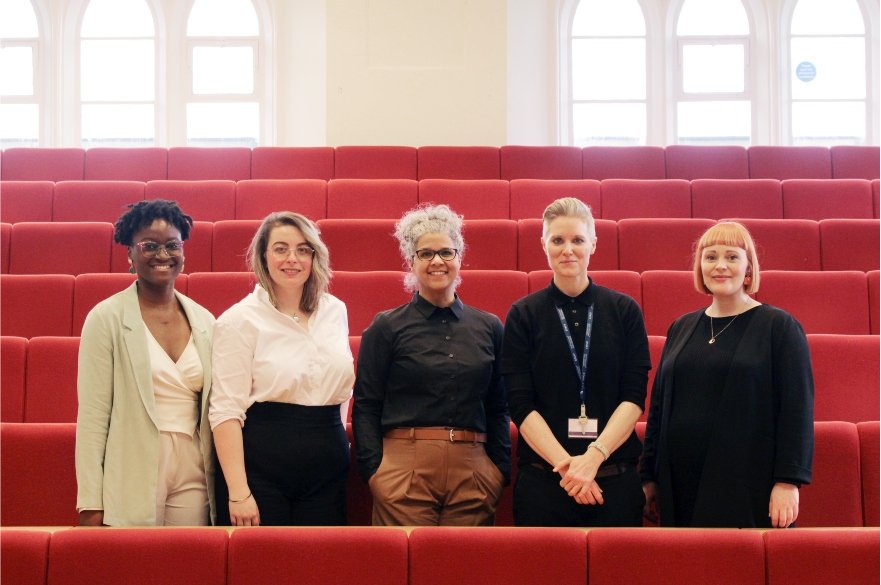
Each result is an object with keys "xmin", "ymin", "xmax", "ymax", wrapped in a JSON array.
[
  {"xmin": 442, "ymin": 320, "xmax": 447, "ymax": 324},
  {"xmin": 445, "ymin": 336, "xmax": 451, "ymax": 340},
  {"xmin": 450, "ymin": 396, "xmax": 455, "ymax": 401},
  {"xmin": 574, "ymin": 322, "xmax": 580, "ymax": 327},
  {"xmin": 448, "ymin": 419, "xmax": 453, "ymax": 424},
  {"xmin": 451, "ymin": 374, "xmax": 456, "ymax": 379},
  {"xmin": 572, "ymin": 309, "xmax": 576, "ymax": 314},
  {"xmin": 449, "ymin": 353, "xmax": 454, "ymax": 358}
]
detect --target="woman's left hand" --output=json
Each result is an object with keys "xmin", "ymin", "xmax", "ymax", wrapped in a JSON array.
[
  {"xmin": 769, "ymin": 482, "xmax": 799, "ymax": 528},
  {"xmin": 555, "ymin": 450, "xmax": 605, "ymax": 505}
]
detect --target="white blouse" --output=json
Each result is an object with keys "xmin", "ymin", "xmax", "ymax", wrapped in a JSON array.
[
  {"xmin": 146, "ymin": 330, "xmax": 203, "ymax": 435},
  {"xmin": 208, "ymin": 285, "xmax": 354, "ymax": 430}
]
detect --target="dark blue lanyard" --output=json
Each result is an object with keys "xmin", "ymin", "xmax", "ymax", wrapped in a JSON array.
[{"xmin": 555, "ymin": 303, "xmax": 594, "ymax": 406}]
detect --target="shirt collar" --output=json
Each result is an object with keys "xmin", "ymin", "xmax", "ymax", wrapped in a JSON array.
[
  {"xmin": 548, "ymin": 277, "xmax": 595, "ymax": 308},
  {"xmin": 411, "ymin": 292, "xmax": 464, "ymax": 320}
]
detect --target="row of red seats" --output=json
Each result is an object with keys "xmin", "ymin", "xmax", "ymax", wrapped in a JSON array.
[
  {"xmin": 3, "ymin": 270, "xmax": 878, "ymax": 339},
  {"xmin": 3, "ymin": 218, "xmax": 878, "ymax": 275},
  {"xmin": 4, "ymin": 333, "xmax": 876, "ymax": 426},
  {"xmin": 2, "ymin": 420, "xmax": 878, "ymax": 529},
  {"xmin": 3, "ymin": 178, "xmax": 879, "ymax": 223},
  {"xmin": 2, "ymin": 145, "xmax": 878, "ymax": 182}
]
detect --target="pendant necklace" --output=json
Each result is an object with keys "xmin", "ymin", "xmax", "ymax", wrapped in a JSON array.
[{"xmin": 709, "ymin": 313, "xmax": 739, "ymax": 344}]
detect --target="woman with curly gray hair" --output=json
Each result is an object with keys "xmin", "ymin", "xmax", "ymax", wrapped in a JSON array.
[{"xmin": 353, "ymin": 204, "xmax": 511, "ymax": 526}]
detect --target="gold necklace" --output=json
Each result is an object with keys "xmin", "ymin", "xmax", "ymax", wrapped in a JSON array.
[{"xmin": 709, "ymin": 313, "xmax": 740, "ymax": 344}]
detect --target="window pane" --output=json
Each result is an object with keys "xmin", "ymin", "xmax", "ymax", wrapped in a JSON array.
[
  {"xmin": 81, "ymin": 0, "xmax": 154, "ymax": 37},
  {"xmin": 791, "ymin": 37, "xmax": 865, "ymax": 100},
  {"xmin": 572, "ymin": 0, "xmax": 645, "ymax": 37},
  {"xmin": 573, "ymin": 103, "xmax": 646, "ymax": 146},
  {"xmin": 82, "ymin": 104, "xmax": 154, "ymax": 147},
  {"xmin": 792, "ymin": 101, "xmax": 865, "ymax": 145},
  {"xmin": 193, "ymin": 46, "xmax": 254, "ymax": 94},
  {"xmin": 677, "ymin": 0, "xmax": 749, "ymax": 35},
  {"xmin": 188, "ymin": 0, "xmax": 258, "ymax": 36},
  {"xmin": 573, "ymin": 39, "xmax": 645, "ymax": 100},
  {"xmin": 0, "ymin": 104, "xmax": 39, "ymax": 148},
  {"xmin": 187, "ymin": 103, "xmax": 259, "ymax": 147},
  {"xmin": 81, "ymin": 40, "xmax": 154, "ymax": 101},
  {"xmin": 678, "ymin": 101, "xmax": 750, "ymax": 145},
  {"xmin": 0, "ymin": 0, "xmax": 39, "ymax": 38},
  {"xmin": 791, "ymin": 0, "xmax": 864, "ymax": 35},
  {"xmin": 682, "ymin": 44, "xmax": 744, "ymax": 93},
  {"xmin": 0, "ymin": 46, "xmax": 34, "ymax": 96}
]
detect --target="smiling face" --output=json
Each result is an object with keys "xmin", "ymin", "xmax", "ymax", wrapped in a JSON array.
[
  {"xmin": 542, "ymin": 216, "xmax": 597, "ymax": 283},
  {"xmin": 411, "ymin": 232, "xmax": 461, "ymax": 307},
  {"xmin": 264, "ymin": 224, "xmax": 313, "ymax": 293},
  {"xmin": 701, "ymin": 244, "xmax": 751, "ymax": 298},
  {"xmin": 128, "ymin": 219, "xmax": 184, "ymax": 288}
]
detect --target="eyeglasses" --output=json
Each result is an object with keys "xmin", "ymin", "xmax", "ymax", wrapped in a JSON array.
[
  {"xmin": 270, "ymin": 245, "xmax": 315, "ymax": 260},
  {"xmin": 414, "ymin": 248, "xmax": 459, "ymax": 262},
  {"xmin": 134, "ymin": 241, "xmax": 184, "ymax": 258}
]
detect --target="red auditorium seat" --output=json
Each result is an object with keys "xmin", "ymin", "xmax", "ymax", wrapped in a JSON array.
[
  {"xmin": 318, "ymin": 219, "xmax": 401, "ymax": 272},
  {"xmin": 229, "ymin": 526, "xmax": 408, "ymax": 585},
  {"xmin": 110, "ymin": 220, "xmax": 213, "ymax": 274},
  {"xmin": 417, "ymin": 146, "xmax": 501, "ymax": 180},
  {"xmin": 873, "ymin": 180, "xmax": 879, "ymax": 218},
  {"xmin": 0, "ymin": 529, "xmax": 50, "ymax": 584},
  {"xmin": 24, "ymin": 337, "xmax": 79, "ymax": 423},
  {"xmin": 736, "ymin": 218, "xmax": 820, "ymax": 271},
  {"xmin": 455, "ymin": 270, "xmax": 528, "ymax": 322},
  {"xmin": 819, "ymin": 219, "xmax": 880, "ymax": 272},
  {"xmin": 250, "ymin": 146, "xmax": 335, "ymax": 180},
  {"xmin": 410, "ymin": 527, "xmax": 586, "ymax": 585},
  {"xmin": 53, "ymin": 181, "xmax": 146, "ymax": 222},
  {"xmin": 641, "ymin": 271, "xmax": 710, "ymax": 336},
  {"xmin": 869, "ymin": 271, "xmax": 879, "ymax": 334},
  {"xmin": 73, "ymin": 273, "xmax": 188, "ymax": 335},
  {"xmin": 747, "ymin": 146, "xmax": 832, "ymax": 179},
  {"xmin": 187, "ymin": 272, "xmax": 257, "ymax": 318},
  {"xmin": 235, "ymin": 179, "xmax": 327, "ymax": 221},
  {"xmin": 799, "ymin": 421, "xmax": 863, "ymax": 527},
  {"xmin": 665, "ymin": 145, "xmax": 749, "ymax": 180},
  {"xmin": 756, "ymin": 271, "xmax": 870, "ymax": 334},
  {"xmin": 764, "ymin": 529, "xmax": 879, "ymax": 585},
  {"xmin": 494, "ymin": 421, "xmax": 518, "ymax": 526},
  {"xmin": 500, "ymin": 145, "xmax": 583, "ymax": 180},
  {"xmin": 328, "ymin": 272, "xmax": 411, "ymax": 336},
  {"xmin": 0, "ymin": 181, "xmax": 54, "ymax": 223},
  {"xmin": 418, "ymin": 179, "xmax": 510, "ymax": 219},
  {"xmin": 782, "ymin": 179, "xmax": 874, "ymax": 220},
  {"xmin": 84, "ymin": 147, "xmax": 168, "ymax": 181},
  {"xmin": 1, "ymin": 336, "xmax": 27, "ymax": 423},
  {"xmin": 509, "ymin": 179, "xmax": 601, "ymax": 220},
  {"xmin": 460, "ymin": 220, "xmax": 518, "ymax": 270},
  {"xmin": 831, "ymin": 145, "xmax": 881, "ymax": 180},
  {"xmin": 334, "ymin": 146, "xmax": 417, "ymax": 180},
  {"xmin": 0, "ymin": 147, "xmax": 84, "ymax": 181},
  {"xmin": 517, "ymin": 218, "xmax": 618, "ymax": 273},
  {"xmin": 0, "ymin": 422, "xmax": 78, "ymax": 526},
  {"xmin": 857, "ymin": 421, "xmax": 880, "ymax": 526},
  {"xmin": 1, "ymin": 275, "xmax": 75, "ymax": 337},
  {"xmin": 1, "ymin": 222, "xmax": 10, "ymax": 273},
  {"xmin": 349, "ymin": 336, "xmax": 361, "ymax": 372},
  {"xmin": 582, "ymin": 146, "xmax": 666, "ymax": 180},
  {"xmin": 145, "ymin": 180, "xmax": 236, "ymax": 222},
  {"xmin": 346, "ymin": 423, "xmax": 374, "ymax": 525},
  {"xmin": 808, "ymin": 335, "xmax": 879, "ymax": 423},
  {"xmin": 9, "ymin": 222, "xmax": 113, "ymax": 275},
  {"xmin": 526, "ymin": 270, "xmax": 641, "ymax": 305},
  {"xmin": 618, "ymin": 218, "xmax": 715, "ymax": 273},
  {"xmin": 691, "ymin": 179, "xmax": 783, "ymax": 219},
  {"xmin": 588, "ymin": 528, "xmax": 764, "ymax": 585},
  {"xmin": 166, "ymin": 146, "xmax": 251, "ymax": 181},
  {"xmin": 601, "ymin": 179, "xmax": 692, "ymax": 220},
  {"xmin": 48, "ymin": 528, "xmax": 228, "ymax": 585},
  {"xmin": 326, "ymin": 179, "xmax": 418, "ymax": 219},
  {"xmin": 212, "ymin": 220, "xmax": 262, "ymax": 272}
]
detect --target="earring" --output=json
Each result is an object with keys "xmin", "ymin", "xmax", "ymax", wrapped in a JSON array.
[
  {"xmin": 128, "ymin": 259, "xmax": 134, "ymax": 274},
  {"xmin": 744, "ymin": 276, "xmax": 751, "ymax": 285}
]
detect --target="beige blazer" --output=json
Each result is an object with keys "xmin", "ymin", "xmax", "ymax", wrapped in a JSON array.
[{"xmin": 75, "ymin": 282, "xmax": 217, "ymax": 526}]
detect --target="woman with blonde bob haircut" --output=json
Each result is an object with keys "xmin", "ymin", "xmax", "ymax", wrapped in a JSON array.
[
  {"xmin": 642, "ymin": 221, "xmax": 814, "ymax": 528},
  {"xmin": 209, "ymin": 212, "xmax": 354, "ymax": 526}
]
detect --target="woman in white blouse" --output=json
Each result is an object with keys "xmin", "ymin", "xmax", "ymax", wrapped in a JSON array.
[{"xmin": 209, "ymin": 212, "xmax": 355, "ymax": 526}]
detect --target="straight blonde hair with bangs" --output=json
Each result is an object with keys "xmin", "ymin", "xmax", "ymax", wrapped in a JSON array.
[{"xmin": 693, "ymin": 221, "xmax": 760, "ymax": 295}]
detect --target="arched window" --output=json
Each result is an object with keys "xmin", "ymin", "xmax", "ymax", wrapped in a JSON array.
[
  {"xmin": 569, "ymin": 0, "xmax": 647, "ymax": 146},
  {"xmin": 1, "ymin": 0, "xmax": 41, "ymax": 148},
  {"xmin": 79, "ymin": 0, "xmax": 156, "ymax": 147},
  {"xmin": 675, "ymin": 0, "xmax": 751, "ymax": 144},
  {"xmin": 789, "ymin": 0, "xmax": 867, "ymax": 145},
  {"xmin": 186, "ymin": 0, "xmax": 261, "ymax": 147}
]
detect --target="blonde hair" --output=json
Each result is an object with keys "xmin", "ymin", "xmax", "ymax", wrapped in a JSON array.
[
  {"xmin": 542, "ymin": 197, "xmax": 596, "ymax": 240},
  {"xmin": 247, "ymin": 212, "xmax": 331, "ymax": 312},
  {"xmin": 693, "ymin": 221, "xmax": 760, "ymax": 295},
  {"xmin": 395, "ymin": 204, "xmax": 465, "ymax": 293}
]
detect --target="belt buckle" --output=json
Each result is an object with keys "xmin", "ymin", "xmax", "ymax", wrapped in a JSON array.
[{"xmin": 449, "ymin": 429, "xmax": 455, "ymax": 442}]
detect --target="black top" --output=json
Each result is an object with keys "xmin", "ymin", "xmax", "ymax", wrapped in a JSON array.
[
  {"xmin": 501, "ymin": 278, "xmax": 651, "ymax": 465},
  {"xmin": 352, "ymin": 292, "xmax": 511, "ymax": 484}
]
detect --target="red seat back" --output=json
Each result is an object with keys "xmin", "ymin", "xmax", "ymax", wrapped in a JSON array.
[
  {"xmin": 145, "ymin": 180, "xmax": 236, "ymax": 222},
  {"xmin": 691, "ymin": 179, "xmax": 783, "ymax": 219},
  {"xmin": 461, "ymin": 220, "xmax": 518, "ymax": 270},
  {"xmin": 250, "ymin": 146, "xmax": 334, "ymax": 180},
  {"xmin": 582, "ymin": 146, "xmax": 666, "ymax": 180},
  {"xmin": 53, "ymin": 181, "xmax": 145, "ymax": 223},
  {"xmin": 665, "ymin": 145, "xmax": 749, "ymax": 180},
  {"xmin": 84, "ymin": 147, "xmax": 168, "ymax": 181},
  {"xmin": 0, "ymin": 529, "xmax": 50, "ymax": 584},
  {"xmin": 1, "ymin": 148, "xmax": 84, "ymax": 181},
  {"xmin": 456, "ymin": 270, "xmax": 528, "ymax": 323},
  {"xmin": 509, "ymin": 179, "xmax": 601, "ymax": 220},
  {"xmin": 328, "ymin": 272, "xmax": 411, "ymax": 336},
  {"xmin": 1, "ymin": 336, "xmax": 28, "ymax": 422},
  {"xmin": 418, "ymin": 179, "xmax": 510, "ymax": 219},
  {"xmin": 334, "ymin": 146, "xmax": 417, "ymax": 180},
  {"xmin": 808, "ymin": 334, "xmax": 879, "ymax": 423},
  {"xmin": 0, "ymin": 181, "xmax": 54, "ymax": 223},
  {"xmin": 500, "ymin": 145, "xmax": 583, "ymax": 180},
  {"xmin": 212, "ymin": 220, "xmax": 262, "ymax": 272},
  {"xmin": 869, "ymin": 270, "xmax": 879, "ymax": 334},
  {"xmin": 417, "ymin": 146, "xmax": 500, "ymax": 180},
  {"xmin": 1, "ymin": 275, "xmax": 75, "ymax": 338},
  {"xmin": 601, "ymin": 179, "xmax": 692, "ymax": 220},
  {"xmin": 644, "ymin": 335, "xmax": 665, "ymax": 422},
  {"xmin": 782, "ymin": 179, "xmax": 874, "ymax": 220},
  {"xmin": 830, "ymin": 145, "xmax": 880, "ymax": 180},
  {"xmin": 641, "ymin": 270, "xmax": 709, "ymax": 336},
  {"xmin": 799, "ymin": 421, "xmax": 863, "ymax": 527},
  {"xmin": 167, "ymin": 146, "xmax": 251, "ymax": 181},
  {"xmin": 24, "ymin": 337, "xmax": 80, "ymax": 423},
  {"xmin": 9, "ymin": 222, "xmax": 113, "ymax": 275},
  {"xmin": 618, "ymin": 218, "xmax": 715, "ymax": 272},
  {"xmin": 326, "ymin": 179, "xmax": 418, "ymax": 219},
  {"xmin": 1, "ymin": 222, "xmax": 10, "ymax": 274},
  {"xmin": 763, "ymin": 529, "xmax": 879, "ymax": 585},
  {"xmin": 819, "ymin": 219, "xmax": 880, "ymax": 271},
  {"xmin": 747, "ymin": 146, "xmax": 831, "ymax": 179},
  {"xmin": 234, "ymin": 179, "xmax": 327, "ymax": 221},
  {"xmin": 187, "ymin": 272, "xmax": 257, "ymax": 318},
  {"xmin": 857, "ymin": 421, "xmax": 880, "ymax": 526},
  {"xmin": 736, "ymin": 218, "xmax": 820, "ymax": 271},
  {"xmin": 318, "ymin": 219, "xmax": 401, "ymax": 272}
]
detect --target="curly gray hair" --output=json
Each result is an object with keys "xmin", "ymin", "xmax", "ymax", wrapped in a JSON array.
[{"xmin": 394, "ymin": 204, "xmax": 465, "ymax": 293}]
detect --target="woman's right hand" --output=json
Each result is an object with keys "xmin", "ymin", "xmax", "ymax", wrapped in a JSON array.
[
  {"xmin": 229, "ymin": 494, "xmax": 260, "ymax": 526},
  {"xmin": 642, "ymin": 481, "xmax": 660, "ymax": 524},
  {"xmin": 79, "ymin": 510, "xmax": 105, "ymax": 526}
]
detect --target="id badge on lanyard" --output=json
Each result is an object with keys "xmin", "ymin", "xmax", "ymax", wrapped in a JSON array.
[{"xmin": 557, "ymin": 303, "xmax": 598, "ymax": 439}]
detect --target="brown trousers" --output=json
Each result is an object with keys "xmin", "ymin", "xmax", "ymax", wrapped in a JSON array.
[{"xmin": 369, "ymin": 437, "xmax": 505, "ymax": 526}]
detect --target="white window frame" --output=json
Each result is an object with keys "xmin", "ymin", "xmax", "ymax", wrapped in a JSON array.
[{"xmin": 0, "ymin": 39, "xmax": 41, "ymax": 146}]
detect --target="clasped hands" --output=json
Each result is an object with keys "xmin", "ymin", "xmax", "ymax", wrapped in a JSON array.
[{"xmin": 553, "ymin": 449, "xmax": 605, "ymax": 505}]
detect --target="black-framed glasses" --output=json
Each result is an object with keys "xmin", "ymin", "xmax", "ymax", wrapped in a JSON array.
[
  {"xmin": 414, "ymin": 248, "xmax": 459, "ymax": 262},
  {"xmin": 134, "ymin": 241, "xmax": 184, "ymax": 258},
  {"xmin": 270, "ymin": 245, "xmax": 315, "ymax": 260}
]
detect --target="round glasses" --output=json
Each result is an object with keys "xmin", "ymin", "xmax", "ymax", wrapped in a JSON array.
[
  {"xmin": 270, "ymin": 245, "xmax": 315, "ymax": 260},
  {"xmin": 414, "ymin": 248, "xmax": 459, "ymax": 262},
  {"xmin": 134, "ymin": 241, "xmax": 184, "ymax": 258}
]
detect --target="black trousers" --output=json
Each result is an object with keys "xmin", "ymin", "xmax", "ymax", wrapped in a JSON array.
[
  {"xmin": 513, "ymin": 461, "xmax": 644, "ymax": 527},
  {"xmin": 215, "ymin": 402, "xmax": 349, "ymax": 526}
]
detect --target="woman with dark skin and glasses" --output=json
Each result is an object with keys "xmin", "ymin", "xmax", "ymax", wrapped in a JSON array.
[{"xmin": 76, "ymin": 199, "xmax": 217, "ymax": 526}]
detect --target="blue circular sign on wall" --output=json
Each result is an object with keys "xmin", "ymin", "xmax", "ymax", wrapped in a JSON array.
[{"xmin": 796, "ymin": 62, "xmax": 817, "ymax": 82}]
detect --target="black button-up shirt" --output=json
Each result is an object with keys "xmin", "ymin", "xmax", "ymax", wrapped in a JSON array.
[{"xmin": 353, "ymin": 293, "xmax": 511, "ymax": 483}]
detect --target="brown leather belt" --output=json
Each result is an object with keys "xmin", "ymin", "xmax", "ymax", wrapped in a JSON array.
[
  {"xmin": 530, "ymin": 460, "xmax": 633, "ymax": 479},
  {"xmin": 384, "ymin": 428, "xmax": 487, "ymax": 443}
]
